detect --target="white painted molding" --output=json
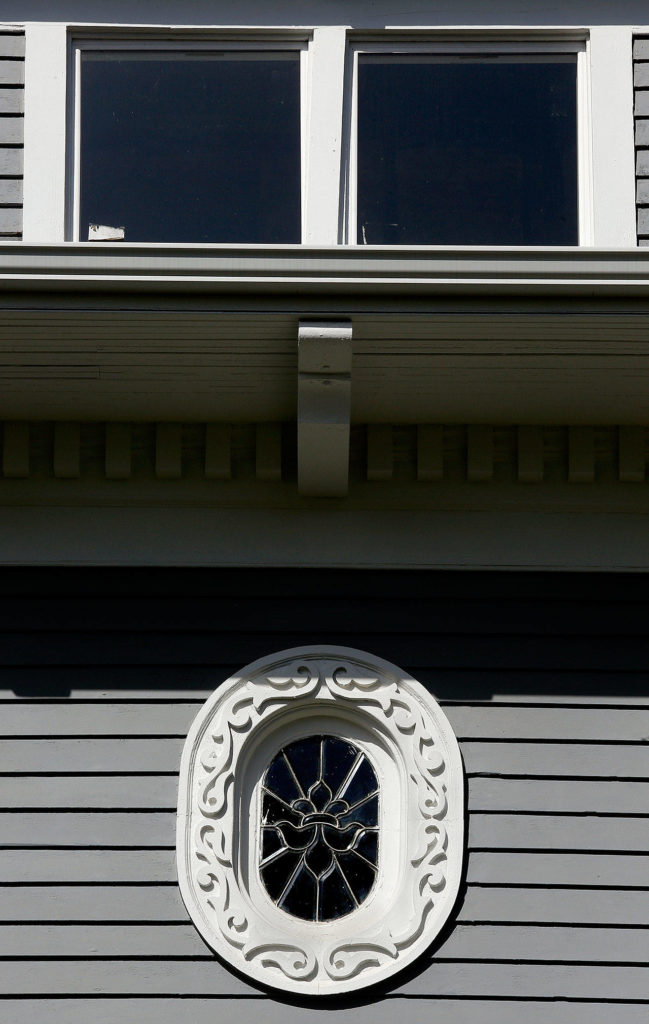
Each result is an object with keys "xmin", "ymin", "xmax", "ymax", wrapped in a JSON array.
[
  {"xmin": 177, "ymin": 646, "xmax": 464, "ymax": 995},
  {"xmin": 303, "ymin": 27, "xmax": 348, "ymax": 244},
  {"xmin": 298, "ymin": 320, "xmax": 352, "ymax": 497},
  {"xmin": 589, "ymin": 27, "xmax": 637, "ymax": 247},
  {"xmin": 2, "ymin": 246, "xmax": 649, "ymax": 294},
  {"xmin": 22, "ymin": 23, "xmax": 67, "ymax": 242}
]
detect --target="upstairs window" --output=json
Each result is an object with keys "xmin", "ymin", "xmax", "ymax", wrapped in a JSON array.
[
  {"xmin": 351, "ymin": 43, "xmax": 585, "ymax": 245},
  {"xmin": 71, "ymin": 42, "xmax": 303, "ymax": 243}
]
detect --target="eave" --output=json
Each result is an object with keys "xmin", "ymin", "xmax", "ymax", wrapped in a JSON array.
[{"xmin": 1, "ymin": 245, "xmax": 649, "ymax": 425}]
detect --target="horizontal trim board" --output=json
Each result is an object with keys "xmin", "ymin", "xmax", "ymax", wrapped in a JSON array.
[
  {"xmin": 3, "ymin": 849, "xmax": 647, "ymax": 887},
  {"xmin": 4, "ymin": 775, "xmax": 647, "ymax": 814},
  {"xmin": 3, "ymin": 1002, "xmax": 649, "ymax": 1024},
  {"xmin": 3, "ymin": 703, "xmax": 648, "ymax": 742},
  {"xmin": 1, "ymin": 960, "xmax": 648, "ymax": 999},
  {"xmin": 5, "ymin": 246, "xmax": 649, "ymax": 297},
  {"xmin": 3, "ymin": 739, "xmax": 648, "ymax": 777},
  {"xmin": 0, "ymin": 811, "xmax": 646, "ymax": 852},
  {"xmin": 3, "ymin": 884, "xmax": 648, "ymax": 927},
  {"xmin": 1, "ymin": 923, "xmax": 647, "ymax": 964}
]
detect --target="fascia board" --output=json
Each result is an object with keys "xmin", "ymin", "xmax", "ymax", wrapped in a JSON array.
[{"xmin": 0, "ymin": 245, "xmax": 648, "ymax": 297}]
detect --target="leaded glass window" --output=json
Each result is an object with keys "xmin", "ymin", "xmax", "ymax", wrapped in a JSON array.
[{"xmin": 260, "ymin": 735, "xmax": 379, "ymax": 921}]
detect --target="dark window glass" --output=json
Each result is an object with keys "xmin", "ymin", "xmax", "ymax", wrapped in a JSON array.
[
  {"xmin": 79, "ymin": 52, "xmax": 301, "ymax": 243},
  {"xmin": 357, "ymin": 56, "xmax": 578, "ymax": 245},
  {"xmin": 260, "ymin": 735, "xmax": 379, "ymax": 922}
]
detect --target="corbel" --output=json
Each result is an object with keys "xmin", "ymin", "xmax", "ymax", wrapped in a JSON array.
[{"xmin": 297, "ymin": 320, "xmax": 352, "ymax": 497}]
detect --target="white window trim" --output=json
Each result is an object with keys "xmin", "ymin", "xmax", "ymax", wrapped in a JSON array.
[
  {"xmin": 176, "ymin": 645, "xmax": 465, "ymax": 995},
  {"xmin": 345, "ymin": 34, "xmax": 594, "ymax": 246},
  {"xmin": 67, "ymin": 30, "xmax": 311, "ymax": 243},
  {"xmin": 21, "ymin": 22, "xmax": 638, "ymax": 247}
]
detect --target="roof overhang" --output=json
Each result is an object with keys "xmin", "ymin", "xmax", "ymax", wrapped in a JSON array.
[{"xmin": 1, "ymin": 244, "xmax": 649, "ymax": 424}]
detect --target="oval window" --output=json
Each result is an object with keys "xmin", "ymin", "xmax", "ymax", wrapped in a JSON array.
[
  {"xmin": 260, "ymin": 735, "xmax": 379, "ymax": 921},
  {"xmin": 177, "ymin": 646, "xmax": 465, "ymax": 995}
]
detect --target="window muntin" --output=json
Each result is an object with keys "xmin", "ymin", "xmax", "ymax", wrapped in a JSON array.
[
  {"xmin": 351, "ymin": 44, "xmax": 586, "ymax": 246},
  {"xmin": 260, "ymin": 734, "xmax": 379, "ymax": 922},
  {"xmin": 73, "ymin": 45, "xmax": 302, "ymax": 243}
]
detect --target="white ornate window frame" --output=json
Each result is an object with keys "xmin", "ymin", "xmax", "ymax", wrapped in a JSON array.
[{"xmin": 177, "ymin": 646, "xmax": 465, "ymax": 995}]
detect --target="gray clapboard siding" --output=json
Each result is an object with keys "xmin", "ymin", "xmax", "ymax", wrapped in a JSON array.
[
  {"xmin": 4, "ymin": 702, "xmax": 649, "ymax": 741},
  {"xmin": 2, "ymin": 811, "xmax": 647, "ymax": 852},
  {"xmin": 3, "ymin": 737, "xmax": 648, "ymax": 776},
  {"xmin": 2, "ymin": 960, "xmax": 648, "ymax": 999},
  {"xmin": 469, "ymin": 852, "xmax": 649, "ymax": 887},
  {"xmin": 0, "ymin": 86, "xmax": 23, "ymax": 112},
  {"xmin": 460, "ymin": 887, "xmax": 649, "ymax": 926},
  {"xmin": 3, "ymin": 848, "xmax": 647, "ymax": 888},
  {"xmin": 0, "ymin": 848, "xmax": 177, "ymax": 883},
  {"xmin": 2, "ymin": 923, "xmax": 648, "ymax": 963},
  {"xmin": 2, "ymin": 570, "xmax": 649, "ymax": 1015},
  {"xmin": 3, "ymin": 1002, "xmax": 649, "ymax": 1024},
  {"xmin": 469, "ymin": 778, "xmax": 649, "ymax": 814},
  {"xmin": 4, "ymin": 775, "xmax": 647, "ymax": 813},
  {"xmin": 4, "ymin": 884, "xmax": 649, "ymax": 927},
  {"xmin": 0, "ymin": 31, "xmax": 23, "ymax": 237},
  {"xmin": 635, "ymin": 38, "xmax": 649, "ymax": 243},
  {"xmin": 0, "ymin": 774, "xmax": 179, "ymax": 808}
]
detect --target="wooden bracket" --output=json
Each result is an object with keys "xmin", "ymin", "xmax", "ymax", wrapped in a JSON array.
[{"xmin": 298, "ymin": 320, "xmax": 352, "ymax": 497}]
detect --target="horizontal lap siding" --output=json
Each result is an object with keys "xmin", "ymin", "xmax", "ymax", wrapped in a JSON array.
[
  {"xmin": 0, "ymin": 28, "xmax": 23, "ymax": 238},
  {"xmin": 0, "ymin": 569, "xmax": 648, "ymax": 1022}
]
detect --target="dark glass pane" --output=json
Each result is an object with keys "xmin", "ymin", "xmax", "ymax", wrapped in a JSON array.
[
  {"xmin": 261, "ymin": 791, "xmax": 302, "ymax": 827},
  {"xmin": 319, "ymin": 862, "xmax": 356, "ymax": 920},
  {"xmin": 337, "ymin": 851, "xmax": 376, "ymax": 903},
  {"xmin": 282, "ymin": 735, "xmax": 322, "ymax": 796},
  {"xmin": 338, "ymin": 754, "xmax": 378, "ymax": 805},
  {"xmin": 279, "ymin": 863, "xmax": 317, "ymax": 920},
  {"xmin": 358, "ymin": 57, "xmax": 578, "ymax": 245},
  {"xmin": 337, "ymin": 793, "xmax": 378, "ymax": 829},
  {"xmin": 260, "ymin": 734, "xmax": 379, "ymax": 921},
  {"xmin": 264, "ymin": 754, "xmax": 302, "ymax": 804},
  {"xmin": 260, "ymin": 826, "xmax": 284, "ymax": 863},
  {"xmin": 260, "ymin": 848, "xmax": 302, "ymax": 903},
  {"xmin": 322, "ymin": 736, "xmax": 359, "ymax": 798},
  {"xmin": 354, "ymin": 830, "xmax": 378, "ymax": 865},
  {"xmin": 80, "ymin": 53, "xmax": 301, "ymax": 242}
]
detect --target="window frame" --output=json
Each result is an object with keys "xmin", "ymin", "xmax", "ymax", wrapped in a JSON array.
[
  {"xmin": 66, "ymin": 31, "xmax": 311, "ymax": 243},
  {"xmin": 344, "ymin": 35, "xmax": 594, "ymax": 246},
  {"xmin": 176, "ymin": 645, "xmax": 465, "ymax": 995}
]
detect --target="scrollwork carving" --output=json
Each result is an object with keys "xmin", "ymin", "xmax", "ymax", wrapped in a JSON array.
[{"xmin": 177, "ymin": 646, "xmax": 464, "ymax": 995}]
